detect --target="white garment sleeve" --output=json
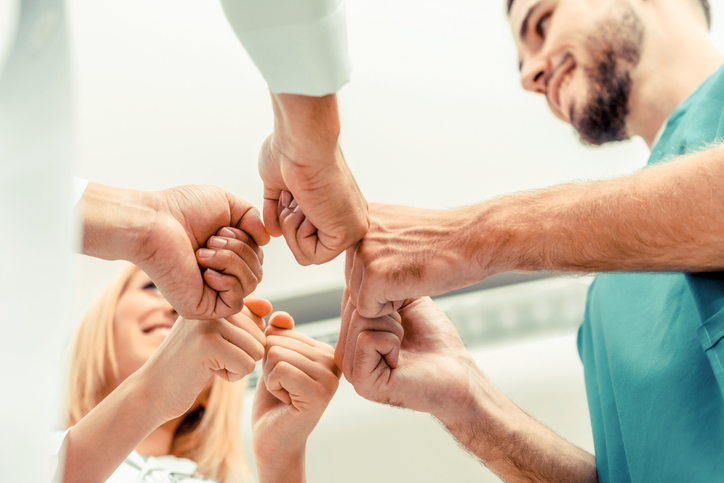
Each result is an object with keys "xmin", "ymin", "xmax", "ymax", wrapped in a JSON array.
[
  {"xmin": 72, "ymin": 177, "xmax": 88, "ymax": 206},
  {"xmin": 220, "ymin": 0, "xmax": 351, "ymax": 96}
]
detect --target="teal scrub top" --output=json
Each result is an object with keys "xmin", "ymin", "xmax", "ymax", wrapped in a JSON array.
[{"xmin": 578, "ymin": 64, "xmax": 724, "ymax": 482}]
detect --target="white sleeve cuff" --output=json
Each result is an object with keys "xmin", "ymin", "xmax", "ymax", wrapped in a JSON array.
[
  {"xmin": 72, "ymin": 177, "xmax": 88, "ymax": 207},
  {"xmin": 220, "ymin": 0, "xmax": 351, "ymax": 96}
]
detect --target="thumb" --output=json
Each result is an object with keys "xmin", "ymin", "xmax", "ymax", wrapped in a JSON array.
[{"xmin": 226, "ymin": 193, "xmax": 271, "ymax": 247}]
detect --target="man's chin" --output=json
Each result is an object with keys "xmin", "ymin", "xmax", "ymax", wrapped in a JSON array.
[{"xmin": 572, "ymin": 113, "xmax": 631, "ymax": 146}]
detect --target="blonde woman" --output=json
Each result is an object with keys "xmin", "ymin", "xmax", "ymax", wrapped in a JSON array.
[{"xmin": 58, "ymin": 262, "xmax": 340, "ymax": 482}]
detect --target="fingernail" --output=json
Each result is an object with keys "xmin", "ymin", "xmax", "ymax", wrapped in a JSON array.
[
  {"xmin": 198, "ymin": 248, "xmax": 215, "ymax": 258},
  {"xmin": 206, "ymin": 268, "xmax": 222, "ymax": 277},
  {"xmin": 208, "ymin": 236, "xmax": 228, "ymax": 249},
  {"xmin": 288, "ymin": 198, "xmax": 298, "ymax": 210},
  {"xmin": 219, "ymin": 227, "xmax": 236, "ymax": 238},
  {"xmin": 280, "ymin": 191, "xmax": 291, "ymax": 208}
]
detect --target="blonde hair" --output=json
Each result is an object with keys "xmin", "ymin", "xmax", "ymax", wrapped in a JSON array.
[{"xmin": 63, "ymin": 264, "xmax": 249, "ymax": 482}]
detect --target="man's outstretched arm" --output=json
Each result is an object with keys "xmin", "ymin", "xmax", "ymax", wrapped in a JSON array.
[
  {"xmin": 348, "ymin": 144, "xmax": 724, "ymax": 316},
  {"xmin": 335, "ymin": 294, "xmax": 597, "ymax": 482}
]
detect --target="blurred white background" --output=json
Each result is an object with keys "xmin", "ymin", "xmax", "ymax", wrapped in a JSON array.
[
  {"xmin": 65, "ymin": 0, "xmax": 700, "ymax": 310},
  {"xmin": 3, "ymin": 0, "xmax": 722, "ymax": 481}
]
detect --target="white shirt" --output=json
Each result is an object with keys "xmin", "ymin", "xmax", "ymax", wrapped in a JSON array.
[
  {"xmin": 0, "ymin": 1, "xmax": 348, "ymax": 481},
  {"xmin": 220, "ymin": 0, "xmax": 350, "ymax": 96},
  {"xmin": 51, "ymin": 430, "xmax": 206, "ymax": 483}
]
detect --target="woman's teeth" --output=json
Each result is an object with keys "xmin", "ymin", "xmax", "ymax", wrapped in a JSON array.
[{"xmin": 148, "ymin": 327, "xmax": 171, "ymax": 337}]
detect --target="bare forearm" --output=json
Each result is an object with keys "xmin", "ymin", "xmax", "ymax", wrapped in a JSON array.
[
  {"xmin": 255, "ymin": 451, "xmax": 306, "ymax": 483},
  {"xmin": 437, "ymin": 375, "xmax": 596, "ymax": 483},
  {"xmin": 59, "ymin": 373, "xmax": 164, "ymax": 483},
  {"xmin": 80, "ymin": 183, "xmax": 155, "ymax": 262},
  {"xmin": 270, "ymin": 93, "xmax": 341, "ymax": 160},
  {"xmin": 463, "ymin": 144, "xmax": 724, "ymax": 276}
]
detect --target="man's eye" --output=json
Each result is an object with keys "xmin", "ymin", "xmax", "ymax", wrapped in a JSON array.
[{"xmin": 536, "ymin": 12, "xmax": 551, "ymax": 38}]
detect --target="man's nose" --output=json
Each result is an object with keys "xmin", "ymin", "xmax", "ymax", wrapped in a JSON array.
[{"xmin": 521, "ymin": 55, "xmax": 550, "ymax": 94}]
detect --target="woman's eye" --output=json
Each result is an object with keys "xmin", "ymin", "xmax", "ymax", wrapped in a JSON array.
[
  {"xmin": 536, "ymin": 12, "xmax": 551, "ymax": 38},
  {"xmin": 142, "ymin": 281, "xmax": 160, "ymax": 293}
]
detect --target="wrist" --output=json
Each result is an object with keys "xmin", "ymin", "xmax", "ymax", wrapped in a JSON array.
[
  {"xmin": 434, "ymin": 362, "xmax": 527, "ymax": 463},
  {"xmin": 271, "ymin": 92, "xmax": 341, "ymax": 163},
  {"xmin": 457, "ymin": 199, "xmax": 531, "ymax": 278},
  {"xmin": 80, "ymin": 183, "xmax": 158, "ymax": 263},
  {"xmin": 255, "ymin": 446, "xmax": 306, "ymax": 483},
  {"xmin": 117, "ymin": 368, "xmax": 170, "ymax": 430}
]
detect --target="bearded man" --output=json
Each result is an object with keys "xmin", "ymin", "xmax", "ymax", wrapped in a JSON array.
[{"xmin": 338, "ymin": 0, "xmax": 724, "ymax": 481}]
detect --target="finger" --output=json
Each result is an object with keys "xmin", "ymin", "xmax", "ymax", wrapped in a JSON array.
[
  {"xmin": 200, "ymin": 269, "xmax": 245, "ymax": 315},
  {"xmin": 264, "ymin": 344, "xmax": 333, "ymax": 383},
  {"xmin": 347, "ymin": 245, "xmax": 363, "ymax": 308},
  {"xmin": 206, "ymin": 235, "xmax": 263, "ymax": 282},
  {"xmin": 344, "ymin": 245, "xmax": 357, "ymax": 286},
  {"xmin": 352, "ymin": 330, "xmax": 400, "ymax": 403},
  {"xmin": 265, "ymin": 333, "xmax": 336, "ymax": 367},
  {"xmin": 265, "ymin": 360, "xmax": 327, "ymax": 406},
  {"xmin": 263, "ymin": 197, "xmax": 283, "ymax": 238},
  {"xmin": 343, "ymin": 312, "xmax": 403, "ymax": 380},
  {"xmin": 208, "ymin": 329, "xmax": 260, "ymax": 381},
  {"xmin": 243, "ymin": 294, "xmax": 273, "ymax": 331},
  {"xmin": 226, "ymin": 194, "xmax": 270, "ymax": 247},
  {"xmin": 266, "ymin": 324, "xmax": 332, "ymax": 352},
  {"xmin": 335, "ymin": 287, "xmax": 356, "ymax": 369},
  {"xmin": 215, "ymin": 226, "xmax": 264, "ymax": 266},
  {"xmin": 360, "ymin": 298, "xmax": 406, "ymax": 319},
  {"xmin": 217, "ymin": 318, "xmax": 266, "ymax": 362},
  {"xmin": 196, "ymin": 248, "xmax": 260, "ymax": 299},
  {"xmin": 224, "ymin": 311, "xmax": 266, "ymax": 347},
  {"xmin": 278, "ymin": 195, "xmax": 313, "ymax": 266},
  {"xmin": 268, "ymin": 311, "xmax": 294, "ymax": 330}
]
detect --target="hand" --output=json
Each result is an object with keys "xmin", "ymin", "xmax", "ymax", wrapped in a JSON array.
[
  {"xmin": 252, "ymin": 312, "xmax": 340, "ymax": 480},
  {"xmin": 81, "ymin": 183, "xmax": 270, "ymax": 319},
  {"xmin": 346, "ymin": 202, "xmax": 485, "ymax": 318},
  {"xmin": 335, "ymin": 290, "xmax": 483, "ymax": 424},
  {"xmin": 136, "ymin": 295, "xmax": 271, "ymax": 423},
  {"xmin": 259, "ymin": 93, "xmax": 368, "ymax": 265}
]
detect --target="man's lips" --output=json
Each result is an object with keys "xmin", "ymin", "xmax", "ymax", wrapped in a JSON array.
[{"xmin": 546, "ymin": 55, "xmax": 576, "ymax": 120}]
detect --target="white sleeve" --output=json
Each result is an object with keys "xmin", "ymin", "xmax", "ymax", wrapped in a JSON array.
[
  {"xmin": 220, "ymin": 0, "xmax": 351, "ymax": 96},
  {"xmin": 72, "ymin": 177, "xmax": 88, "ymax": 207}
]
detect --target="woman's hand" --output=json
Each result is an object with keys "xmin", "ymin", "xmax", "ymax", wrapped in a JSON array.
[
  {"xmin": 137, "ymin": 295, "xmax": 271, "ymax": 423},
  {"xmin": 252, "ymin": 312, "xmax": 340, "ymax": 482}
]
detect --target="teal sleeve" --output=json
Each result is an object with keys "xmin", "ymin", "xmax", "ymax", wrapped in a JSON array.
[{"xmin": 220, "ymin": 0, "xmax": 351, "ymax": 96}]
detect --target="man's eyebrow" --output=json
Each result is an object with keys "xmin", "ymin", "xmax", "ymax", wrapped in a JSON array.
[
  {"xmin": 507, "ymin": 0, "xmax": 516, "ymax": 14},
  {"xmin": 519, "ymin": 4, "xmax": 538, "ymax": 42}
]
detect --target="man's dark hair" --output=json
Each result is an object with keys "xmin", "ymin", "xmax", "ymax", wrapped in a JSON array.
[{"xmin": 506, "ymin": 0, "xmax": 711, "ymax": 30}]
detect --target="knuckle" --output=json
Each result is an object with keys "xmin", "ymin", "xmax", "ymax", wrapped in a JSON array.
[
  {"xmin": 250, "ymin": 341, "xmax": 265, "ymax": 361},
  {"xmin": 266, "ymin": 344, "xmax": 283, "ymax": 363},
  {"xmin": 244, "ymin": 356, "xmax": 257, "ymax": 373}
]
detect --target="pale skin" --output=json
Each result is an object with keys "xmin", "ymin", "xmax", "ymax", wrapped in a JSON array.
[
  {"xmin": 253, "ymin": 312, "xmax": 341, "ymax": 483},
  {"xmin": 81, "ymin": 183, "xmax": 270, "ymax": 320},
  {"xmin": 346, "ymin": 0, "xmax": 724, "ymax": 318},
  {"xmin": 259, "ymin": 93, "xmax": 369, "ymax": 265},
  {"xmin": 335, "ymin": 292, "xmax": 597, "ymax": 482},
  {"xmin": 59, "ymin": 268, "xmax": 340, "ymax": 483}
]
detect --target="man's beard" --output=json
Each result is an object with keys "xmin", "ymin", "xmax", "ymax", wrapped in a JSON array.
[{"xmin": 572, "ymin": 9, "xmax": 645, "ymax": 145}]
